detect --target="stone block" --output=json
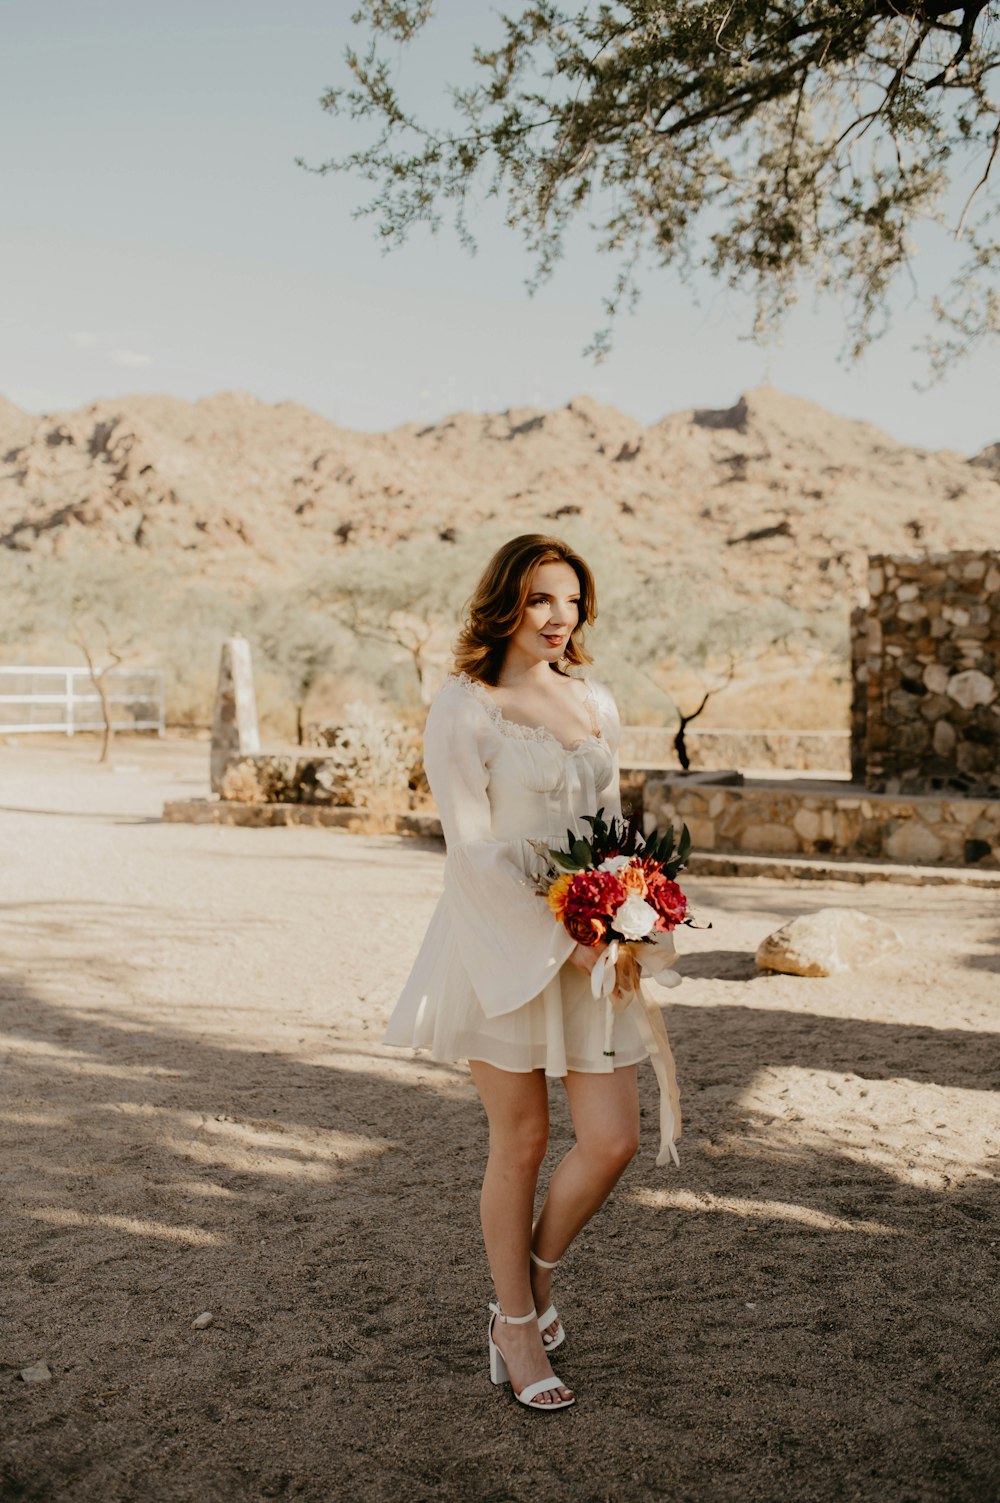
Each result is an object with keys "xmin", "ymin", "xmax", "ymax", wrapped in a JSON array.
[
  {"xmin": 947, "ymin": 670, "xmax": 996, "ymax": 709},
  {"xmin": 888, "ymin": 689, "xmax": 921, "ymax": 717},
  {"xmin": 833, "ymin": 811, "xmax": 856, "ymax": 845},
  {"xmin": 896, "ymin": 722, "xmax": 930, "ymax": 754},
  {"xmin": 950, "ymin": 800, "xmax": 985, "ymax": 826},
  {"xmin": 792, "ymin": 808, "xmax": 821, "ymax": 842},
  {"xmin": 738, "ymin": 822, "xmax": 800, "ymax": 855},
  {"xmin": 885, "ymin": 822, "xmax": 944, "ymax": 863},
  {"xmin": 933, "ymin": 720, "xmax": 957, "ymax": 757},
  {"xmin": 685, "ymin": 817, "xmax": 716, "ymax": 850},
  {"xmin": 957, "ymin": 742, "xmax": 994, "ymax": 774}
]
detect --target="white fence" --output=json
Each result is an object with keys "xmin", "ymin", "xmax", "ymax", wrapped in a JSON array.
[{"xmin": 0, "ymin": 666, "xmax": 165, "ymax": 736}]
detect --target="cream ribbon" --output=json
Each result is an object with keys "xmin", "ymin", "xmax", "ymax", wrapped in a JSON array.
[{"xmin": 591, "ymin": 938, "xmax": 683, "ymax": 1169}]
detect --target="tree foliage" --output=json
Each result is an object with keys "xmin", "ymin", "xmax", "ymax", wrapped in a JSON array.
[
  {"xmin": 306, "ymin": 537, "xmax": 489, "ymax": 702},
  {"xmin": 306, "ymin": 1, "xmax": 1000, "ymax": 370}
]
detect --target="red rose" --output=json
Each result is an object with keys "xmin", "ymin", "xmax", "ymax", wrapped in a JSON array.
[
  {"xmin": 645, "ymin": 873, "xmax": 687, "ymax": 930},
  {"xmin": 561, "ymin": 871, "xmax": 625, "ymax": 946},
  {"xmin": 564, "ymin": 910, "xmax": 607, "ymax": 947},
  {"xmin": 563, "ymin": 870, "xmax": 627, "ymax": 921}
]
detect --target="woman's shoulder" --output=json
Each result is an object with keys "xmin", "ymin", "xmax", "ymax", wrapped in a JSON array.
[
  {"xmin": 570, "ymin": 671, "xmax": 618, "ymax": 711},
  {"xmin": 570, "ymin": 672, "xmax": 621, "ymax": 736},
  {"xmin": 427, "ymin": 673, "xmax": 497, "ymax": 733}
]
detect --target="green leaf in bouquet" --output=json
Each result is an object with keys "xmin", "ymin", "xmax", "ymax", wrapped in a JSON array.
[
  {"xmin": 552, "ymin": 851, "xmax": 582, "ymax": 871},
  {"xmin": 654, "ymin": 824, "xmax": 675, "ymax": 864},
  {"xmin": 571, "ymin": 837, "xmax": 592, "ymax": 867},
  {"xmin": 581, "ymin": 808, "xmax": 607, "ymax": 847},
  {"xmin": 661, "ymin": 823, "xmax": 692, "ymax": 877}
]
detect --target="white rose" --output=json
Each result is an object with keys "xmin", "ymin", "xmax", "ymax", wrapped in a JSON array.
[
  {"xmin": 597, "ymin": 855, "xmax": 632, "ymax": 873},
  {"xmin": 613, "ymin": 893, "xmax": 659, "ymax": 940}
]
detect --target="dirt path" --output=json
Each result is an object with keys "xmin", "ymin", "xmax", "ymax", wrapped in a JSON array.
[{"xmin": 2, "ymin": 738, "xmax": 998, "ymax": 1503}]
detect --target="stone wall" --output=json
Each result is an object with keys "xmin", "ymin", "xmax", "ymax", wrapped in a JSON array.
[
  {"xmin": 854, "ymin": 550, "xmax": 1000, "ymax": 797},
  {"xmin": 621, "ymin": 727, "xmax": 850, "ymax": 773},
  {"xmin": 849, "ymin": 603, "xmax": 867, "ymax": 783},
  {"xmin": 644, "ymin": 775, "xmax": 1000, "ymax": 869}
]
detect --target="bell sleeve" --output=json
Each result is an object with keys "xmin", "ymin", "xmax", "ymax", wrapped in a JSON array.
[
  {"xmin": 423, "ymin": 682, "xmax": 576, "ymax": 1020},
  {"xmin": 591, "ymin": 678, "xmax": 624, "ymax": 824}
]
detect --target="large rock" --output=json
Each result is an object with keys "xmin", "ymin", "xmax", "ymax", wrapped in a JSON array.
[{"xmin": 756, "ymin": 908, "xmax": 903, "ymax": 976}]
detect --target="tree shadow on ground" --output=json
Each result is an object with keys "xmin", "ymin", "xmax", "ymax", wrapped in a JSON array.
[{"xmin": 1, "ymin": 940, "xmax": 998, "ymax": 1503}]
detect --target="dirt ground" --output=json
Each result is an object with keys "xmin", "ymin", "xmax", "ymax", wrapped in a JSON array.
[{"xmin": 2, "ymin": 735, "xmax": 998, "ymax": 1503}]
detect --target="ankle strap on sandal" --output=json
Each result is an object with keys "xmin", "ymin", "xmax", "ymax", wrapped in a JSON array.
[
  {"xmin": 529, "ymin": 1249, "xmax": 560, "ymax": 1271},
  {"xmin": 489, "ymin": 1301, "xmax": 537, "ymax": 1325}
]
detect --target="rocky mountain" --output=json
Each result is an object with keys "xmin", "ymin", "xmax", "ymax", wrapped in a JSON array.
[{"xmin": 1, "ymin": 386, "xmax": 997, "ymax": 618}]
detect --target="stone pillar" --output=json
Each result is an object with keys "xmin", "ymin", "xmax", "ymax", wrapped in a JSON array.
[
  {"xmin": 210, "ymin": 636, "xmax": 260, "ymax": 793},
  {"xmin": 849, "ymin": 602, "xmax": 868, "ymax": 784},
  {"xmin": 863, "ymin": 550, "xmax": 1000, "ymax": 797}
]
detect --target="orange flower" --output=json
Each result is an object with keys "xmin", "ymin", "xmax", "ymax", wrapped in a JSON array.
[
  {"xmin": 620, "ymin": 863, "xmax": 648, "ymax": 898},
  {"xmin": 564, "ymin": 910, "xmax": 607, "ymax": 947},
  {"xmin": 545, "ymin": 872, "xmax": 575, "ymax": 920}
]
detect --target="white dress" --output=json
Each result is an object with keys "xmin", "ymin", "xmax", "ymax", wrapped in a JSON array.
[{"xmin": 383, "ymin": 670, "xmax": 649, "ymax": 1075}]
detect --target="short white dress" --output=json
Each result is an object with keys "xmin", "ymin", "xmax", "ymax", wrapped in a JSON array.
[{"xmin": 384, "ymin": 670, "xmax": 649, "ymax": 1075}]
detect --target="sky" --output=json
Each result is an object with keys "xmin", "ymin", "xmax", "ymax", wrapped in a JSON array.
[{"xmin": 2, "ymin": 0, "xmax": 996, "ymax": 452}]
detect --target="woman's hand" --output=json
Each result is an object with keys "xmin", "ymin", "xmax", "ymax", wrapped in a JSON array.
[{"xmin": 569, "ymin": 941, "xmax": 606, "ymax": 974}]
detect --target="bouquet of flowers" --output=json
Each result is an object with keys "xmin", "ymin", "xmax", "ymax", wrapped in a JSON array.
[
  {"xmin": 532, "ymin": 808, "xmax": 709, "ymax": 1169},
  {"xmin": 531, "ymin": 808, "xmax": 708, "ymax": 1048}
]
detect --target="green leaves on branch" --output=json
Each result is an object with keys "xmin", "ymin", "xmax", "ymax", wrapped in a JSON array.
[{"xmin": 305, "ymin": 2, "xmax": 1000, "ymax": 372}]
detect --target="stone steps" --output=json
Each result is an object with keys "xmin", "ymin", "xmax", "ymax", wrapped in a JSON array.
[
  {"xmin": 686, "ymin": 849, "xmax": 1000, "ymax": 887},
  {"xmin": 161, "ymin": 798, "xmax": 998, "ymax": 886}
]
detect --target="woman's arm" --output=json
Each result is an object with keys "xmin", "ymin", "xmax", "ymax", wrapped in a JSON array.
[
  {"xmin": 589, "ymin": 678, "xmax": 624, "ymax": 824},
  {"xmin": 424, "ymin": 682, "xmax": 577, "ymax": 1018}
]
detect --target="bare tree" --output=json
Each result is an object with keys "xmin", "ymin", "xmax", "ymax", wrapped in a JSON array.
[
  {"xmin": 67, "ymin": 614, "xmax": 135, "ymax": 763},
  {"xmin": 248, "ymin": 590, "xmax": 340, "ymax": 745},
  {"xmin": 672, "ymin": 653, "xmax": 739, "ymax": 770},
  {"xmin": 307, "ymin": 539, "xmax": 480, "ymax": 703}
]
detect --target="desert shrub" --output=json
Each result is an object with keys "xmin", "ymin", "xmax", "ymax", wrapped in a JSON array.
[
  {"xmin": 323, "ymin": 701, "xmax": 419, "ymax": 811},
  {"xmin": 219, "ymin": 760, "xmax": 267, "ymax": 804}
]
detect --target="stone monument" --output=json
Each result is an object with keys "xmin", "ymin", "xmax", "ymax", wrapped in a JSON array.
[{"xmin": 210, "ymin": 635, "xmax": 260, "ymax": 793}]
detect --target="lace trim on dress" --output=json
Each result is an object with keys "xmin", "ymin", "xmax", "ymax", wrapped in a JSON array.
[{"xmin": 453, "ymin": 671, "xmax": 602, "ymax": 752}]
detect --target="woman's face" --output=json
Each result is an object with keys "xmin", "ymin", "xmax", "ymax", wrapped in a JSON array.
[{"xmin": 508, "ymin": 559, "xmax": 582, "ymax": 669}]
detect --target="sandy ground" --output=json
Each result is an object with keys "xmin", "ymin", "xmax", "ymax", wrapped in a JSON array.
[{"xmin": 1, "ymin": 736, "xmax": 998, "ymax": 1503}]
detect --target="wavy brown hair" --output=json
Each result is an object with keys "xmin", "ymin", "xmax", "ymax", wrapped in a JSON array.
[{"xmin": 453, "ymin": 534, "xmax": 597, "ymax": 685}]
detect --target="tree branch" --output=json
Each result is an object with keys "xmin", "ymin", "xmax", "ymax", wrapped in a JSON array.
[{"xmin": 956, "ymin": 115, "xmax": 1000, "ymax": 239}]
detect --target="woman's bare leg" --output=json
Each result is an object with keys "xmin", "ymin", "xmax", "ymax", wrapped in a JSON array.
[
  {"xmin": 530, "ymin": 1065, "xmax": 640, "ymax": 1315},
  {"xmin": 468, "ymin": 1059, "xmax": 573, "ymax": 1405}
]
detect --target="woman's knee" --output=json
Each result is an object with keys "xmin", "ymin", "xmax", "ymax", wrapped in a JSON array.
[
  {"xmin": 585, "ymin": 1123, "xmax": 640, "ymax": 1175},
  {"xmin": 492, "ymin": 1115, "xmax": 549, "ymax": 1174}
]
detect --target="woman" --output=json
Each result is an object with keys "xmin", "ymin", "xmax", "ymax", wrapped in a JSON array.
[{"xmin": 384, "ymin": 533, "xmax": 680, "ymax": 1412}]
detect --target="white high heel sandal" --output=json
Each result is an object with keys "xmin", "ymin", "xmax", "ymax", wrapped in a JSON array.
[
  {"xmin": 488, "ymin": 1303, "xmax": 575, "ymax": 1412},
  {"xmin": 530, "ymin": 1248, "xmax": 566, "ymax": 1352}
]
